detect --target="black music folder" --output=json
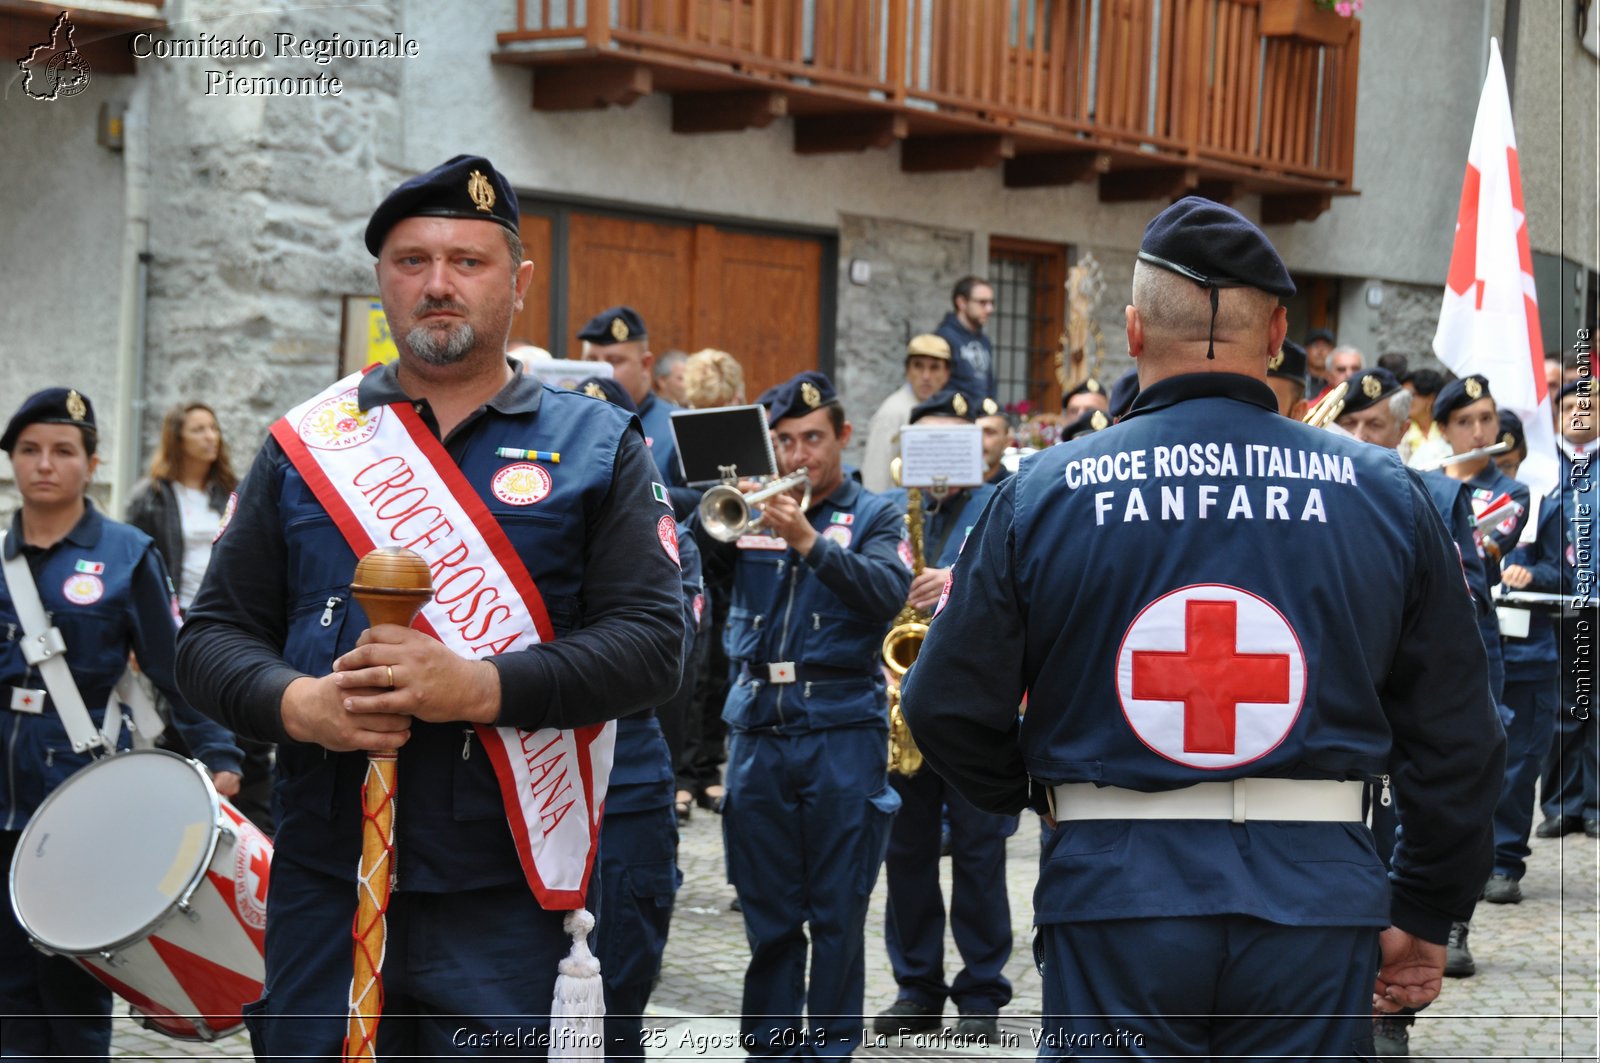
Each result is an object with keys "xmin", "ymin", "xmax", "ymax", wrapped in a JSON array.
[{"xmin": 669, "ymin": 405, "xmax": 777, "ymax": 487}]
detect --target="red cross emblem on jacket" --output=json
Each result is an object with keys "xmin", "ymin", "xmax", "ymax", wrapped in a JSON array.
[{"xmin": 1116, "ymin": 584, "xmax": 1306, "ymax": 769}]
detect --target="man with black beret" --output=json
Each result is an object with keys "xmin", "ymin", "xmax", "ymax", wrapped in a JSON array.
[
  {"xmin": 1061, "ymin": 377, "xmax": 1110, "ymax": 419},
  {"xmin": 1265, "ymin": 339, "xmax": 1309, "ymax": 420},
  {"xmin": 873, "ymin": 388, "xmax": 1014, "ymax": 1039},
  {"xmin": 1304, "ymin": 327, "xmax": 1336, "ymax": 396},
  {"xmin": 1434, "ymin": 375, "xmax": 1531, "ymax": 573},
  {"xmin": 695, "ymin": 370, "xmax": 910, "ymax": 1058},
  {"xmin": 177, "ymin": 155, "xmax": 686, "ymax": 1058},
  {"xmin": 1, "ymin": 389, "xmax": 243, "ymax": 1059},
  {"xmin": 903, "ymin": 196, "xmax": 1502, "ymax": 1059},
  {"xmin": 578, "ymin": 306, "xmax": 699, "ymax": 519}
]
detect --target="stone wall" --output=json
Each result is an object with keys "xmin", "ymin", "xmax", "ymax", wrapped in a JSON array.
[
  {"xmin": 834, "ymin": 215, "xmax": 974, "ymax": 463},
  {"xmin": 137, "ymin": 0, "xmax": 407, "ymax": 462}
]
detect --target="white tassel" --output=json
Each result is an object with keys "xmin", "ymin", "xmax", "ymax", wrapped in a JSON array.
[{"xmin": 549, "ymin": 908, "xmax": 604, "ymax": 1062}]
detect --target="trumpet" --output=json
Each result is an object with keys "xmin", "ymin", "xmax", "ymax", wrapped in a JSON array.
[
  {"xmin": 698, "ymin": 469, "xmax": 812, "ymax": 542},
  {"xmin": 1302, "ymin": 381, "xmax": 1349, "ymax": 428}
]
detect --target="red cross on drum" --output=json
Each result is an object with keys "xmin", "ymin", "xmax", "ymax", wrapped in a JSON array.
[{"xmin": 1115, "ymin": 584, "xmax": 1306, "ymax": 770}]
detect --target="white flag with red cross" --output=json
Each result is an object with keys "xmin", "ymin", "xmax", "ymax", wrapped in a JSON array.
[{"xmin": 1431, "ymin": 38, "xmax": 1556, "ymax": 502}]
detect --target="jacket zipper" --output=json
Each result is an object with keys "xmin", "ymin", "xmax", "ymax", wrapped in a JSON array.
[
  {"xmin": 320, "ymin": 596, "xmax": 342, "ymax": 627},
  {"xmin": 773, "ymin": 558, "xmax": 801, "ymax": 729}
]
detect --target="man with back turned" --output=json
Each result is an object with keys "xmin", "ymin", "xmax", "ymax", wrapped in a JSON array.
[{"xmin": 902, "ymin": 198, "xmax": 1504, "ymax": 1059}]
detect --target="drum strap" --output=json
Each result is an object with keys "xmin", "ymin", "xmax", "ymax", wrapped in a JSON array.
[{"xmin": 1, "ymin": 532, "xmax": 105, "ymax": 755}]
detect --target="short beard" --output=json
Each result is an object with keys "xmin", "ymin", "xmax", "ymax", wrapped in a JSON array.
[{"xmin": 405, "ymin": 321, "xmax": 476, "ymax": 366}]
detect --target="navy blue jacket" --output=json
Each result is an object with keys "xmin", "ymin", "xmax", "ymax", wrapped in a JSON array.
[
  {"xmin": 636, "ymin": 392, "xmax": 699, "ymax": 521},
  {"xmin": 697, "ymin": 478, "xmax": 910, "ymax": 733},
  {"xmin": 2, "ymin": 505, "xmax": 243, "ymax": 830},
  {"xmin": 880, "ymin": 482, "xmax": 999, "ymax": 570},
  {"xmin": 933, "ymin": 312, "xmax": 997, "ymax": 403},
  {"xmin": 1500, "ymin": 492, "xmax": 1562, "ymax": 677},
  {"xmin": 1460, "ymin": 464, "xmax": 1531, "ymax": 584},
  {"xmin": 902, "ymin": 373, "xmax": 1503, "ymax": 943},
  {"xmin": 177, "ymin": 361, "xmax": 686, "ymax": 891}
]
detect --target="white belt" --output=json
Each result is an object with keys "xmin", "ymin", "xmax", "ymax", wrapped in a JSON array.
[{"xmin": 1049, "ymin": 779, "xmax": 1364, "ymax": 823}]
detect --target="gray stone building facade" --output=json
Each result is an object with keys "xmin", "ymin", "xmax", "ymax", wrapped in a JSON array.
[{"xmin": 1, "ymin": 0, "xmax": 1594, "ymax": 510}]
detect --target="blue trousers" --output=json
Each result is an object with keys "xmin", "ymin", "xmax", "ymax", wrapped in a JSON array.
[
  {"xmin": 1494, "ymin": 674, "xmax": 1560, "ymax": 878},
  {"xmin": 1, "ymin": 831, "xmax": 111, "ymax": 1062},
  {"xmin": 883, "ymin": 768, "xmax": 1013, "ymax": 1014},
  {"xmin": 1037, "ymin": 917, "xmax": 1378, "ymax": 1061},
  {"xmin": 724, "ymin": 727, "xmax": 899, "ymax": 1058},
  {"xmin": 596, "ymin": 803, "xmax": 680, "ymax": 1062},
  {"xmin": 242, "ymin": 860, "xmax": 575, "ymax": 1061},
  {"xmin": 1540, "ymin": 673, "xmax": 1598, "ymax": 822}
]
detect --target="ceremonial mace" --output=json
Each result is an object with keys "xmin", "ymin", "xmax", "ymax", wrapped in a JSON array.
[{"xmin": 344, "ymin": 547, "xmax": 434, "ymax": 1063}]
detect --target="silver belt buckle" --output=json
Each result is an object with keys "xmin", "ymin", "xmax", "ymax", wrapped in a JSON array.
[
  {"xmin": 767, "ymin": 662, "xmax": 797, "ymax": 684},
  {"xmin": 10, "ymin": 687, "xmax": 46, "ymax": 714}
]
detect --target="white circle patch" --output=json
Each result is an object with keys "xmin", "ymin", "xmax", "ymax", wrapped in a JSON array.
[
  {"xmin": 657, "ymin": 515, "xmax": 680, "ymax": 565},
  {"xmin": 492, "ymin": 462, "xmax": 553, "ymax": 506},
  {"xmin": 1115, "ymin": 583, "xmax": 1305, "ymax": 770},
  {"xmin": 62, "ymin": 574, "xmax": 103, "ymax": 606},
  {"xmin": 823, "ymin": 525, "xmax": 853, "ymax": 548},
  {"xmin": 297, "ymin": 389, "xmax": 381, "ymax": 451}
]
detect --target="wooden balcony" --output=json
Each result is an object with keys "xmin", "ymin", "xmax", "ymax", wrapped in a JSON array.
[
  {"xmin": 495, "ymin": 0, "xmax": 1359, "ymax": 220},
  {"xmin": 0, "ymin": 1, "xmax": 166, "ymax": 77}
]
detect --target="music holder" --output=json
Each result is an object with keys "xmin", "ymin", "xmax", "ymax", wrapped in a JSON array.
[
  {"xmin": 898, "ymin": 424, "xmax": 984, "ymax": 496},
  {"xmin": 670, "ymin": 405, "xmax": 778, "ymax": 487}
]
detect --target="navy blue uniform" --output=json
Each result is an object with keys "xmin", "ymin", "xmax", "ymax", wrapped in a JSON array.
[
  {"xmin": 176, "ymin": 361, "xmax": 685, "ymax": 1059},
  {"xmin": 1542, "ymin": 447, "xmax": 1599, "ymax": 826},
  {"xmin": 597, "ymin": 524, "xmax": 700, "ymax": 1062},
  {"xmin": 698, "ymin": 477, "xmax": 910, "ymax": 1058},
  {"xmin": 1, "ymin": 505, "xmax": 243, "ymax": 1060},
  {"xmin": 878, "ymin": 483, "xmax": 1014, "ymax": 1020},
  {"xmin": 636, "ymin": 391, "xmax": 699, "ymax": 520},
  {"xmin": 1492, "ymin": 492, "xmax": 1562, "ymax": 880},
  {"xmin": 903, "ymin": 374, "xmax": 1504, "ymax": 1059}
]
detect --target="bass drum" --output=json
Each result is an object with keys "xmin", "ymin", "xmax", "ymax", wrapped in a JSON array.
[{"xmin": 8, "ymin": 748, "xmax": 271, "ymax": 1041}]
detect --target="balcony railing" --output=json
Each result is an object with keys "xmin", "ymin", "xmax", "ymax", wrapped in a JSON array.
[{"xmin": 497, "ymin": 0, "xmax": 1360, "ymax": 212}]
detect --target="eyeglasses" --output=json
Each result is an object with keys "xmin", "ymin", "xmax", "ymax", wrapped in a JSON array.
[{"xmin": 970, "ymin": 298, "xmax": 995, "ymax": 306}]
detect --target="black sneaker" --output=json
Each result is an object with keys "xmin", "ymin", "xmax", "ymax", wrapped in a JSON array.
[
  {"xmin": 1535, "ymin": 815, "xmax": 1583, "ymax": 838},
  {"xmin": 1372, "ymin": 1015, "xmax": 1410, "ymax": 1059},
  {"xmin": 1444, "ymin": 921, "xmax": 1475, "ymax": 977},
  {"xmin": 1483, "ymin": 873, "xmax": 1522, "ymax": 904},
  {"xmin": 956, "ymin": 1014, "xmax": 1000, "ymax": 1041},
  {"xmin": 874, "ymin": 999, "xmax": 943, "ymax": 1036}
]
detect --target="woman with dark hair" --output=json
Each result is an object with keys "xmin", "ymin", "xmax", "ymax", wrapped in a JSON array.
[
  {"xmin": 125, "ymin": 403, "xmax": 236, "ymax": 612},
  {"xmin": 126, "ymin": 403, "xmax": 275, "ymax": 834}
]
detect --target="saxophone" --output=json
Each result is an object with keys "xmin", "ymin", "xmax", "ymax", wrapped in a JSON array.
[{"xmin": 884, "ymin": 482, "xmax": 928, "ymax": 776}]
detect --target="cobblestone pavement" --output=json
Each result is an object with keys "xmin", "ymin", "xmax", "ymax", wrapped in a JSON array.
[{"xmin": 108, "ymin": 811, "xmax": 1598, "ymax": 1060}]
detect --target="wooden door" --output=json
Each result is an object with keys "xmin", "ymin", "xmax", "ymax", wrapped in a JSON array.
[
  {"xmin": 511, "ymin": 204, "xmax": 828, "ymax": 389},
  {"xmin": 989, "ymin": 235, "xmax": 1068, "ymax": 412},
  {"xmin": 691, "ymin": 225, "xmax": 823, "ymax": 398},
  {"xmin": 565, "ymin": 214, "xmax": 697, "ymax": 354}
]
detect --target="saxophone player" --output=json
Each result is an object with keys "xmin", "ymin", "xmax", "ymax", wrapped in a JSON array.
[{"xmin": 874, "ymin": 389, "xmax": 1016, "ymax": 1041}]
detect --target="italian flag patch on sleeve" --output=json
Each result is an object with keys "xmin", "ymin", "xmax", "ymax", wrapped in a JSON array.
[{"xmin": 652, "ymin": 482, "xmax": 670, "ymax": 506}]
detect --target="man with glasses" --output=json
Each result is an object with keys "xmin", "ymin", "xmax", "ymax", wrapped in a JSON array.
[{"xmin": 935, "ymin": 276, "xmax": 997, "ymax": 403}]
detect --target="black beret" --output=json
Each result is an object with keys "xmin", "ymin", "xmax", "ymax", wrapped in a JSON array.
[
  {"xmin": 1304, "ymin": 328, "xmax": 1336, "ymax": 347},
  {"xmin": 1267, "ymin": 340, "xmax": 1308, "ymax": 387},
  {"xmin": 1138, "ymin": 197, "xmax": 1296, "ymax": 298},
  {"xmin": 1061, "ymin": 378, "xmax": 1107, "ymax": 411},
  {"xmin": 762, "ymin": 370, "xmax": 837, "ymax": 425},
  {"xmin": 2, "ymin": 388, "xmax": 96, "ymax": 453},
  {"xmin": 1433, "ymin": 374, "xmax": 1494, "ymax": 423},
  {"xmin": 574, "ymin": 375, "xmax": 636, "ymax": 414},
  {"xmin": 1063, "ymin": 408, "xmax": 1112, "ymax": 441},
  {"xmin": 910, "ymin": 388, "xmax": 979, "ymax": 424},
  {"xmin": 1557, "ymin": 377, "xmax": 1593, "ymax": 403},
  {"xmin": 577, "ymin": 306, "xmax": 648, "ymax": 346},
  {"xmin": 1337, "ymin": 368, "xmax": 1403, "ymax": 416},
  {"xmin": 1497, "ymin": 409, "xmax": 1526, "ymax": 455},
  {"xmin": 1108, "ymin": 367, "xmax": 1141, "ymax": 420},
  {"xmin": 364, "ymin": 155, "xmax": 519, "ymax": 257}
]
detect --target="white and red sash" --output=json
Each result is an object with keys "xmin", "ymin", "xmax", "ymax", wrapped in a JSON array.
[{"xmin": 272, "ymin": 368, "xmax": 611, "ymax": 910}]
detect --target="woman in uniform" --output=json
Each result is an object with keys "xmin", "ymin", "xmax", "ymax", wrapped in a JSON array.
[{"xmin": 0, "ymin": 388, "xmax": 243, "ymax": 1060}]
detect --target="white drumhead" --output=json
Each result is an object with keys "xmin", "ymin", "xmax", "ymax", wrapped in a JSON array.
[{"xmin": 10, "ymin": 750, "xmax": 219, "ymax": 954}]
